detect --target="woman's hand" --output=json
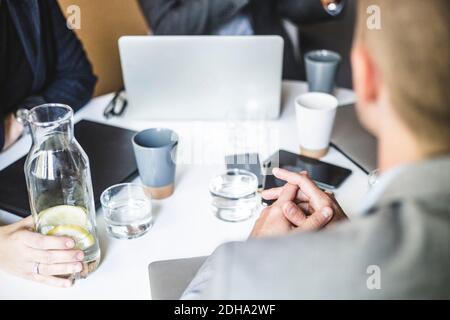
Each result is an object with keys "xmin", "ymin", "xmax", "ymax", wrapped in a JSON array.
[
  {"xmin": 2, "ymin": 113, "xmax": 24, "ymax": 151},
  {"xmin": 0, "ymin": 216, "xmax": 85, "ymax": 287}
]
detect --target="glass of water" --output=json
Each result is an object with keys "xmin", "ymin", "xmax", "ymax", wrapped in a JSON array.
[
  {"xmin": 100, "ymin": 183, "xmax": 153, "ymax": 239},
  {"xmin": 209, "ymin": 169, "xmax": 259, "ymax": 222}
]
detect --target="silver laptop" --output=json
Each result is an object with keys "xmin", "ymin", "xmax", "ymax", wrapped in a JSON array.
[
  {"xmin": 149, "ymin": 256, "xmax": 207, "ymax": 300},
  {"xmin": 118, "ymin": 36, "xmax": 283, "ymax": 120}
]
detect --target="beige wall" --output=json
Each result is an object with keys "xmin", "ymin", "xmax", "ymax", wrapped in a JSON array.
[{"xmin": 58, "ymin": 0, "xmax": 150, "ymax": 96}]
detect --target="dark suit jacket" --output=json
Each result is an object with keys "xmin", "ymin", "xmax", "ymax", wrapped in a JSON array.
[
  {"xmin": 138, "ymin": 0, "xmax": 343, "ymax": 80},
  {"xmin": 0, "ymin": 0, "xmax": 96, "ymax": 149}
]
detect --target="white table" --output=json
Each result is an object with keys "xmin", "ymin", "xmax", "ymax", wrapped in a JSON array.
[{"xmin": 0, "ymin": 81, "xmax": 368, "ymax": 299}]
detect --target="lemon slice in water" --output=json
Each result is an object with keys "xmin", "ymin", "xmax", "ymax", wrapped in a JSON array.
[
  {"xmin": 38, "ymin": 205, "xmax": 88, "ymax": 227},
  {"xmin": 47, "ymin": 224, "xmax": 95, "ymax": 250}
]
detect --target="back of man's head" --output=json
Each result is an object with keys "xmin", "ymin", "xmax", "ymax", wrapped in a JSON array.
[{"xmin": 355, "ymin": 0, "xmax": 449, "ymax": 155}]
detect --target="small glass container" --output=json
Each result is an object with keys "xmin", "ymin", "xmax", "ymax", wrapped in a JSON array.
[
  {"xmin": 100, "ymin": 183, "xmax": 153, "ymax": 239},
  {"xmin": 209, "ymin": 169, "xmax": 259, "ymax": 222}
]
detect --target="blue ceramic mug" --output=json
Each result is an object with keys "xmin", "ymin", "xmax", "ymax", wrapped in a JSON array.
[
  {"xmin": 305, "ymin": 50, "xmax": 341, "ymax": 94},
  {"xmin": 132, "ymin": 128, "xmax": 178, "ymax": 199}
]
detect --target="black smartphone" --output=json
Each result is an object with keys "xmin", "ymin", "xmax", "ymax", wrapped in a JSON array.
[
  {"xmin": 263, "ymin": 150, "xmax": 352, "ymax": 192},
  {"xmin": 225, "ymin": 153, "xmax": 263, "ymax": 188}
]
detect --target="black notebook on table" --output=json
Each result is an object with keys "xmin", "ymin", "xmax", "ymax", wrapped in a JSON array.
[{"xmin": 0, "ymin": 120, "xmax": 138, "ymax": 218}]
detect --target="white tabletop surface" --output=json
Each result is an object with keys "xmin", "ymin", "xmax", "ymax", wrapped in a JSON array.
[{"xmin": 0, "ymin": 81, "xmax": 368, "ymax": 300}]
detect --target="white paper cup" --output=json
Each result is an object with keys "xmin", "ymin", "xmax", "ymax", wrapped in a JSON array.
[{"xmin": 295, "ymin": 92, "xmax": 338, "ymax": 158}]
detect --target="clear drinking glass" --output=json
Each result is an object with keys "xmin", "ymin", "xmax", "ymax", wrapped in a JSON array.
[
  {"xmin": 24, "ymin": 104, "xmax": 101, "ymax": 280},
  {"xmin": 209, "ymin": 169, "xmax": 259, "ymax": 222},
  {"xmin": 100, "ymin": 183, "xmax": 153, "ymax": 239}
]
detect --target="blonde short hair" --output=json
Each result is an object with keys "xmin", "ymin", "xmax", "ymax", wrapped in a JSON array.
[{"xmin": 356, "ymin": 0, "xmax": 450, "ymax": 154}]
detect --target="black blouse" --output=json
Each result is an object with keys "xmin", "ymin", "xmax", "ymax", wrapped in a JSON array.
[{"xmin": 0, "ymin": 0, "xmax": 33, "ymax": 118}]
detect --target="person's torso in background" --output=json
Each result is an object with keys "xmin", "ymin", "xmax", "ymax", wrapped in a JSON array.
[
  {"xmin": 0, "ymin": 1, "xmax": 33, "ymax": 116},
  {"xmin": 212, "ymin": 13, "xmax": 254, "ymax": 36}
]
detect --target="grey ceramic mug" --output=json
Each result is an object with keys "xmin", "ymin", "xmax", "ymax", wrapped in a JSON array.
[
  {"xmin": 305, "ymin": 50, "xmax": 341, "ymax": 94},
  {"xmin": 132, "ymin": 128, "xmax": 178, "ymax": 199}
]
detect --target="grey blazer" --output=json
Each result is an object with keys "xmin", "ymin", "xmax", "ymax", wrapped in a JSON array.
[{"xmin": 182, "ymin": 155, "xmax": 450, "ymax": 299}]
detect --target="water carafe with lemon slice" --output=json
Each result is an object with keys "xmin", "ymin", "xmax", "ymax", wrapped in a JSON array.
[{"xmin": 24, "ymin": 104, "xmax": 100, "ymax": 281}]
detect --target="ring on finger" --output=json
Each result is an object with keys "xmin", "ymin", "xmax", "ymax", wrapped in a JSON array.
[{"xmin": 33, "ymin": 262, "xmax": 40, "ymax": 275}]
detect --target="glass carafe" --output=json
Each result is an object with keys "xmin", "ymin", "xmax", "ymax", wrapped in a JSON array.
[{"xmin": 24, "ymin": 104, "xmax": 100, "ymax": 280}]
